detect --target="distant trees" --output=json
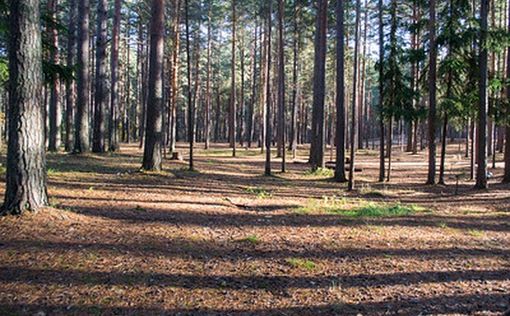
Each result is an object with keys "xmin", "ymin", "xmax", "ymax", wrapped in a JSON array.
[{"xmin": 2, "ymin": 0, "xmax": 48, "ymax": 214}]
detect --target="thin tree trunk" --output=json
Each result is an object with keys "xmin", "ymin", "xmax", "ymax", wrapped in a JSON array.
[
  {"xmin": 109, "ymin": 0, "xmax": 121, "ymax": 151},
  {"xmin": 426, "ymin": 0, "xmax": 437, "ymax": 185},
  {"xmin": 230, "ymin": 0, "xmax": 237, "ymax": 157},
  {"xmin": 265, "ymin": 0, "xmax": 273, "ymax": 175},
  {"xmin": 335, "ymin": 0, "xmax": 346, "ymax": 182},
  {"xmin": 64, "ymin": 0, "xmax": 76, "ymax": 152},
  {"xmin": 378, "ymin": 0, "xmax": 385, "ymax": 182},
  {"xmin": 47, "ymin": 0, "xmax": 61, "ymax": 152},
  {"xmin": 277, "ymin": 0, "xmax": 286, "ymax": 172},
  {"xmin": 185, "ymin": 0, "xmax": 194, "ymax": 170}
]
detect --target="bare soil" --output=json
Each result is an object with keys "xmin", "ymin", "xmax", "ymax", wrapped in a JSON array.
[{"xmin": 0, "ymin": 143, "xmax": 508, "ymax": 315}]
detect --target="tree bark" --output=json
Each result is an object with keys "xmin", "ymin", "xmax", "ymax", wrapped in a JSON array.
[
  {"xmin": 335, "ymin": 0, "xmax": 346, "ymax": 182},
  {"xmin": 309, "ymin": 0, "xmax": 328, "ymax": 171},
  {"xmin": 476, "ymin": 0, "xmax": 489, "ymax": 189},
  {"xmin": 378, "ymin": 0, "xmax": 385, "ymax": 182},
  {"xmin": 73, "ymin": 0, "xmax": 90, "ymax": 153},
  {"xmin": 426, "ymin": 0, "xmax": 437, "ymax": 185},
  {"xmin": 2, "ymin": 0, "xmax": 48, "ymax": 215},
  {"xmin": 265, "ymin": 0, "xmax": 273, "ymax": 175},
  {"xmin": 92, "ymin": 0, "xmax": 108, "ymax": 153},
  {"xmin": 142, "ymin": 0, "xmax": 165, "ymax": 171},
  {"xmin": 277, "ymin": 0, "xmax": 286, "ymax": 172},
  {"xmin": 47, "ymin": 0, "xmax": 61, "ymax": 152},
  {"xmin": 230, "ymin": 0, "xmax": 237, "ymax": 157},
  {"xmin": 109, "ymin": 0, "xmax": 121, "ymax": 152},
  {"xmin": 64, "ymin": 0, "xmax": 76, "ymax": 152}
]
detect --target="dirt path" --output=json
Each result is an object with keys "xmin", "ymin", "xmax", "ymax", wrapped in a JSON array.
[{"xmin": 0, "ymin": 144, "xmax": 508, "ymax": 315}]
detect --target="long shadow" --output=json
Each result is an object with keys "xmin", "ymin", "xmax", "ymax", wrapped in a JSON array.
[
  {"xmin": 62, "ymin": 203, "xmax": 510, "ymax": 232},
  {"xmin": 4, "ymin": 239, "xmax": 509, "ymax": 261},
  {"xmin": 1, "ymin": 266, "xmax": 508, "ymax": 290},
  {"xmin": 0, "ymin": 293, "xmax": 507, "ymax": 315}
]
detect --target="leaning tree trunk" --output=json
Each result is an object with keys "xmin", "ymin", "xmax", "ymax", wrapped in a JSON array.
[
  {"xmin": 92, "ymin": 0, "xmax": 108, "ymax": 153},
  {"xmin": 2, "ymin": 0, "xmax": 48, "ymax": 215},
  {"xmin": 142, "ymin": 0, "xmax": 165, "ymax": 171},
  {"xmin": 109, "ymin": 0, "xmax": 121, "ymax": 152},
  {"xmin": 47, "ymin": 0, "xmax": 62, "ymax": 152},
  {"xmin": 476, "ymin": 0, "xmax": 489, "ymax": 189},
  {"xmin": 74, "ymin": 0, "xmax": 90, "ymax": 153}
]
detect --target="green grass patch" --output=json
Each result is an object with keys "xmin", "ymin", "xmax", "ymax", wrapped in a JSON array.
[
  {"xmin": 238, "ymin": 235, "xmax": 260, "ymax": 245},
  {"xmin": 304, "ymin": 167, "xmax": 334, "ymax": 178},
  {"xmin": 245, "ymin": 186, "xmax": 272, "ymax": 199},
  {"xmin": 286, "ymin": 258, "xmax": 316, "ymax": 271},
  {"xmin": 467, "ymin": 229, "xmax": 485, "ymax": 237},
  {"xmin": 334, "ymin": 203, "xmax": 422, "ymax": 218}
]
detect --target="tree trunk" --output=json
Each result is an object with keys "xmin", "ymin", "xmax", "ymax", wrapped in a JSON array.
[
  {"xmin": 109, "ymin": 0, "xmax": 121, "ymax": 152},
  {"xmin": 47, "ymin": 0, "xmax": 61, "ymax": 152},
  {"xmin": 348, "ymin": 0, "xmax": 361, "ymax": 190},
  {"xmin": 230, "ymin": 0, "xmax": 237, "ymax": 157},
  {"xmin": 309, "ymin": 0, "xmax": 328, "ymax": 171},
  {"xmin": 64, "ymin": 0, "xmax": 76, "ymax": 152},
  {"xmin": 2, "ymin": 0, "xmax": 48, "ymax": 215},
  {"xmin": 205, "ymin": 6, "xmax": 212, "ymax": 150},
  {"xmin": 92, "ymin": 0, "xmax": 108, "ymax": 153},
  {"xmin": 277, "ymin": 0, "xmax": 286, "ymax": 172},
  {"xmin": 265, "ymin": 0, "xmax": 273, "ymax": 175},
  {"xmin": 426, "ymin": 0, "xmax": 437, "ymax": 185},
  {"xmin": 476, "ymin": 0, "xmax": 489, "ymax": 189},
  {"xmin": 335, "ymin": 0, "xmax": 346, "ymax": 182},
  {"xmin": 378, "ymin": 0, "xmax": 385, "ymax": 182},
  {"xmin": 289, "ymin": 2, "xmax": 299, "ymax": 157},
  {"xmin": 142, "ymin": 0, "xmax": 165, "ymax": 171},
  {"xmin": 73, "ymin": 0, "xmax": 90, "ymax": 153},
  {"xmin": 504, "ymin": 0, "xmax": 510, "ymax": 183},
  {"xmin": 185, "ymin": 0, "xmax": 194, "ymax": 170}
]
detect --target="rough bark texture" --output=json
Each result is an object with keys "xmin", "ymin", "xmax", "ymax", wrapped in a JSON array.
[
  {"xmin": 142, "ymin": 0, "xmax": 165, "ymax": 171},
  {"xmin": 335, "ymin": 0, "xmax": 346, "ymax": 182},
  {"xmin": 505, "ymin": 0, "xmax": 510, "ymax": 183},
  {"xmin": 92, "ymin": 0, "xmax": 108, "ymax": 153},
  {"xmin": 309, "ymin": 0, "xmax": 328, "ymax": 171},
  {"xmin": 2, "ymin": 0, "xmax": 48, "ymax": 215},
  {"xmin": 74, "ymin": 0, "xmax": 90, "ymax": 153},
  {"xmin": 47, "ymin": 0, "xmax": 62, "ymax": 152}
]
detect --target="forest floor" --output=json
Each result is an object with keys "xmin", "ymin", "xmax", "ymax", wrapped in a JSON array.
[{"xmin": 0, "ymin": 143, "xmax": 509, "ymax": 315}]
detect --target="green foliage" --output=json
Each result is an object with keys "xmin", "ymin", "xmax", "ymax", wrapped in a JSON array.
[
  {"xmin": 239, "ymin": 235, "xmax": 260, "ymax": 245},
  {"xmin": 335, "ymin": 203, "xmax": 423, "ymax": 218},
  {"xmin": 304, "ymin": 167, "xmax": 334, "ymax": 178}
]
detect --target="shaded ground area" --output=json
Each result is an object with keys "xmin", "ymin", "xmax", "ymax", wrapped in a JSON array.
[{"xmin": 0, "ymin": 143, "xmax": 509, "ymax": 315}]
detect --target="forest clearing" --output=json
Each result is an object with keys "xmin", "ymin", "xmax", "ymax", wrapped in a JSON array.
[
  {"xmin": 2, "ymin": 0, "xmax": 510, "ymax": 314},
  {"xmin": 0, "ymin": 144, "xmax": 509, "ymax": 315}
]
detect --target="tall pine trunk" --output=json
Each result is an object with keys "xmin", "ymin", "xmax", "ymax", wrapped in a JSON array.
[
  {"xmin": 47, "ymin": 0, "xmax": 62, "ymax": 152},
  {"xmin": 377, "ymin": 0, "xmax": 385, "ymax": 182},
  {"xmin": 264, "ymin": 0, "xmax": 273, "ymax": 175},
  {"xmin": 73, "ymin": 0, "xmax": 90, "ymax": 153},
  {"xmin": 476, "ymin": 0, "xmax": 489, "ymax": 189},
  {"xmin": 2, "ymin": 0, "xmax": 48, "ymax": 214},
  {"xmin": 142, "ymin": 0, "xmax": 165, "ymax": 171},
  {"xmin": 230, "ymin": 0, "xmax": 237, "ymax": 157},
  {"xmin": 64, "ymin": 0, "xmax": 76, "ymax": 152},
  {"xmin": 277, "ymin": 0, "xmax": 286, "ymax": 172},
  {"xmin": 109, "ymin": 0, "xmax": 121, "ymax": 151},
  {"xmin": 309, "ymin": 0, "xmax": 328, "ymax": 170},
  {"xmin": 335, "ymin": 0, "xmax": 346, "ymax": 182},
  {"xmin": 426, "ymin": 0, "xmax": 437, "ymax": 185},
  {"xmin": 92, "ymin": 0, "xmax": 108, "ymax": 153}
]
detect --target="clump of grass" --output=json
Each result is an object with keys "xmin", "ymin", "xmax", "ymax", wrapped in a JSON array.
[
  {"xmin": 245, "ymin": 186, "xmax": 272, "ymax": 199},
  {"xmin": 437, "ymin": 222, "xmax": 449, "ymax": 229},
  {"xmin": 293, "ymin": 195, "xmax": 349, "ymax": 215},
  {"xmin": 238, "ymin": 235, "xmax": 260, "ymax": 245},
  {"xmin": 467, "ymin": 229, "xmax": 485, "ymax": 237},
  {"xmin": 304, "ymin": 167, "xmax": 334, "ymax": 178},
  {"xmin": 336, "ymin": 203, "xmax": 421, "ymax": 217},
  {"xmin": 286, "ymin": 258, "xmax": 316, "ymax": 271},
  {"xmin": 135, "ymin": 205, "xmax": 147, "ymax": 212},
  {"xmin": 47, "ymin": 168, "xmax": 59, "ymax": 176},
  {"xmin": 359, "ymin": 184, "xmax": 386, "ymax": 198}
]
